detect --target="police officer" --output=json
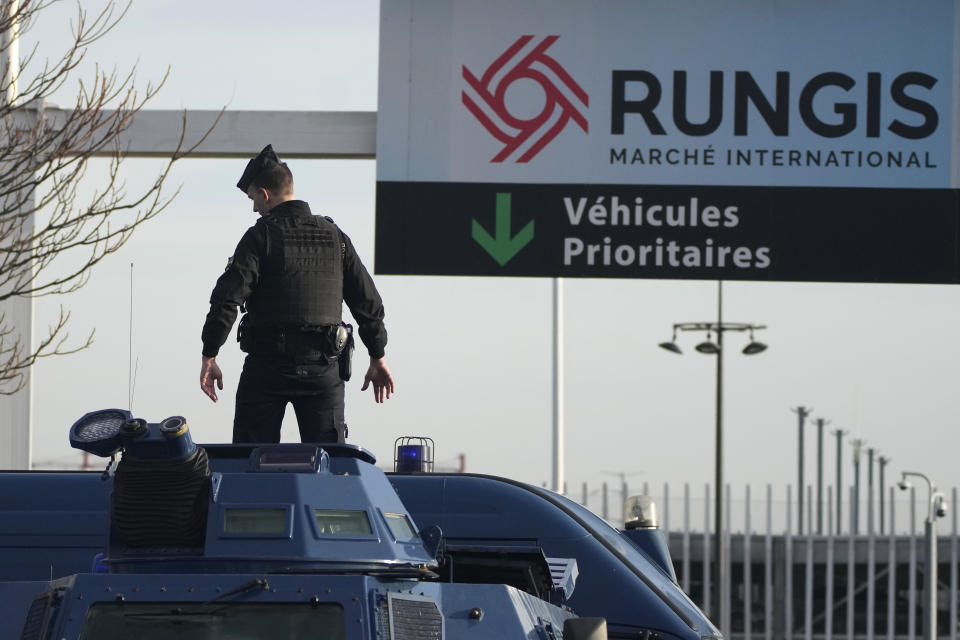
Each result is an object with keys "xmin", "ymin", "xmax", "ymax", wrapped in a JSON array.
[{"xmin": 199, "ymin": 145, "xmax": 394, "ymax": 443}]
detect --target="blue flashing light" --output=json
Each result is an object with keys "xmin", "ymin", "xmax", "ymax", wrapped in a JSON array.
[
  {"xmin": 393, "ymin": 436, "xmax": 434, "ymax": 473},
  {"xmin": 396, "ymin": 445, "xmax": 425, "ymax": 473}
]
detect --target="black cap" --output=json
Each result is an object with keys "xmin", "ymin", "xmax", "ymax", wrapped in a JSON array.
[{"xmin": 236, "ymin": 144, "xmax": 281, "ymax": 192}]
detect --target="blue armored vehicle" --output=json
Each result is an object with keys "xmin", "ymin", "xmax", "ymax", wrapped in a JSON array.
[{"xmin": 0, "ymin": 409, "xmax": 719, "ymax": 640}]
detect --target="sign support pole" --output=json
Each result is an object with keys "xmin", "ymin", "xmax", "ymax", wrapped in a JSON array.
[{"xmin": 552, "ymin": 277, "xmax": 564, "ymax": 493}]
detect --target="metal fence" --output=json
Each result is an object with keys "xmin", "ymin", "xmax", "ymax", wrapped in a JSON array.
[{"xmin": 572, "ymin": 482, "xmax": 959, "ymax": 640}]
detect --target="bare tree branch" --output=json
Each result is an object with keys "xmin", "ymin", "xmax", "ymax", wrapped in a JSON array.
[{"xmin": 0, "ymin": 0, "xmax": 222, "ymax": 393}]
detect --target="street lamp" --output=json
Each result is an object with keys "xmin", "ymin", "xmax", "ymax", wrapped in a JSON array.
[
  {"xmin": 657, "ymin": 281, "xmax": 767, "ymax": 634},
  {"xmin": 898, "ymin": 472, "xmax": 948, "ymax": 640}
]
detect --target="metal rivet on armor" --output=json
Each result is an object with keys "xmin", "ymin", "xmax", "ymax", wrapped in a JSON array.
[
  {"xmin": 352, "ymin": 596, "xmax": 359, "ymax": 602},
  {"xmin": 104, "ymin": 587, "xmax": 111, "ymax": 592},
  {"xmin": 115, "ymin": 594, "xmax": 125, "ymax": 601},
  {"xmin": 311, "ymin": 595, "xmax": 320, "ymax": 607},
  {"xmin": 188, "ymin": 587, "xmax": 195, "ymax": 592},
  {"xmin": 161, "ymin": 587, "xmax": 167, "ymax": 592},
  {"xmin": 469, "ymin": 607, "xmax": 483, "ymax": 620}
]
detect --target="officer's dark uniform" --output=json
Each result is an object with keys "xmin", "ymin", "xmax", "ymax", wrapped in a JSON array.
[{"xmin": 201, "ymin": 151, "xmax": 386, "ymax": 444}]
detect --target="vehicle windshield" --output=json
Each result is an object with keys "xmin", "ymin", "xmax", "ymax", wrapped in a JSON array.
[
  {"xmin": 79, "ymin": 602, "xmax": 345, "ymax": 640},
  {"xmin": 549, "ymin": 490, "xmax": 720, "ymax": 636}
]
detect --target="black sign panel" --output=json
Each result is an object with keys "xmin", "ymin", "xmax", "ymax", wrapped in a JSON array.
[{"xmin": 375, "ymin": 182, "xmax": 960, "ymax": 284}]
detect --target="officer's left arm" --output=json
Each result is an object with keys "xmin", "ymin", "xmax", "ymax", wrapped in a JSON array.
[
  {"xmin": 361, "ymin": 357, "xmax": 394, "ymax": 403},
  {"xmin": 340, "ymin": 231, "xmax": 388, "ymax": 359}
]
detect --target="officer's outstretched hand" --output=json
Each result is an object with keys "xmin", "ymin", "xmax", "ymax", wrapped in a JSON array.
[
  {"xmin": 361, "ymin": 357, "xmax": 395, "ymax": 403},
  {"xmin": 200, "ymin": 356, "xmax": 223, "ymax": 402}
]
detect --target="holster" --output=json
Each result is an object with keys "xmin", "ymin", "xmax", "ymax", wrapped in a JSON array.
[
  {"xmin": 237, "ymin": 314, "xmax": 252, "ymax": 352},
  {"xmin": 338, "ymin": 323, "xmax": 354, "ymax": 381}
]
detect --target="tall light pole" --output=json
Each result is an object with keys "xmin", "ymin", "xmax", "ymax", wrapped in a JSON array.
[
  {"xmin": 792, "ymin": 406, "xmax": 811, "ymax": 534},
  {"xmin": 552, "ymin": 278, "xmax": 564, "ymax": 492},
  {"xmin": 878, "ymin": 456, "xmax": 890, "ymax": 535},
  {"xmin": 851, "ymin": 438, "xmax": 866, "ymax": 534},
  {"xmin": 831, "ymin": 428, "xmax": 848, "ymax": 534},
  {"xmin": 658, "ymin": 281, "xmax": 767, "ymax": 635},
  {"xmin": 899, "ymin": 471, "xmax": 947, "ymax": 640},
  {"xmin": 814, "ymin": 417, "xmax": 830, "ymax": 534}
]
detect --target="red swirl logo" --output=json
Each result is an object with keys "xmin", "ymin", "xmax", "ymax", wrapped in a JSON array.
[{"xmin": 462, "ymin": 36, "xmax": 589, "ymax": 163}]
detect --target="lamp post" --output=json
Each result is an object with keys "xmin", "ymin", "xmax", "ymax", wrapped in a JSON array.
[
  {"xmin": 851, "ymin": 438, "xmax": 866, "ymax": 534},
  {"xmin": 878, "ymin": 456, "xmax": 890, "ymax": 535},
  {"xmin": 831, "ymin": 428, "xmax": 848, "ymax": 534},
  {"xmin": 792, "ymin": 406, "xmax": 812, "ymax": 535},
  {"xmin": 898, "ymin": 471, "xmax": 947, "ymax": 640},
  {"xmin": 813, "ymin": 417, "xmax": 829, "ymax": 534},
  {"xmin": 658, "ymin": 281, "xmax": 767, "ymax": 634}
]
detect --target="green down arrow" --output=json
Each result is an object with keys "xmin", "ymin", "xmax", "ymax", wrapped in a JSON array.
[{"xmin": 471, "ymin": 192, "xmax": 534, "ymax": 266}]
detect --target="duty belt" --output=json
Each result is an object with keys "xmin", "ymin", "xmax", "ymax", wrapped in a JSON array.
[{"xmin": 238, "ymin": 320, "xmax": 342, "ymax": 360}]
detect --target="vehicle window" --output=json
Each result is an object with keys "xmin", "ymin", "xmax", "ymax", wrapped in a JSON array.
[
  {"xmin": 224, "ymin": 508, "xmax": 288, "ymax": 534},
  {"xmin": 79, "ymin": 602, "xmax": 344, "ymax": 639},
  {"xmin": 313, "ymin": 509, "xmax": 372, "ymax": 535},
  {"xmin": 550, "ymin": 491, "xmax": 719, "ymax": 634},
  {"xmin": 383, "ymin": 512, "xmax": 417, "ymax": 539}
]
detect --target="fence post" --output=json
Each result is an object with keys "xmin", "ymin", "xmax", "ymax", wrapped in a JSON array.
[
  {"xmin": 909, "ymin": 487, "xmax": 917, "ymax": 640},
  {"xmin": 725, "ymin": 483, "xmax": 732, "ymax": 635},
  {"xmin": 786, "ymin": 485, "xmax": 794, "ymax": 640},
  {"xmin": 704, "ymin": 482, "xmax": 711, "ymax": 617},
  {"xmin": 765, "ymin": 483, "xmax": 773, "ymax": 640},
  {"xmin": 868, "ymin": 482, "xmax": 876, "ymax": 640},
  {"xmin": 805, "ymin": 486, "xmax": 814, "ymax": 640},
  {"xmin": 826, "ymin": 487, "xmax": 834, "ymax": 640},
  {"xmin": 745, "ymin": 484, "xmax": 752, "ymax": 640},
  {"xmin": 602, "ymin": 482, "xmax": 609, "ymax": 520},
  {"xmin": 888, "ymin": 486, "xmax": 896, "ymax": 640},
  {"xmin": 683, "ymin": 482, "xmax": 691, "ymax": 593},
  {"xmin": 951, "ymin": 487, "xmax": 957, "ymax": 640},
  {"xmin": 847, "ymin": 486, "xmax": 855, "ymax": 640},
  {"xmin": 664, "ymin": 482, "xmax": 670, "ymax": 534}
]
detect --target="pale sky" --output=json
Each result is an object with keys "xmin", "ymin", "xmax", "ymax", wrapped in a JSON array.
[{"xmin": 17, "ymin": 0, "xmax": 960, "ymax": 533}]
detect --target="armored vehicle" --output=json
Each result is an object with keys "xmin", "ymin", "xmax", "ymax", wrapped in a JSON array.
[{"xmin": 0, "ymin": 409, "xmax": 719, "ymax": 640}]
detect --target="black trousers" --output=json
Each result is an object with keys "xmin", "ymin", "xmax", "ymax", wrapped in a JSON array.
[{"xmin": 233, "ymin": 354, "xmax": 346, "ymax": 444}]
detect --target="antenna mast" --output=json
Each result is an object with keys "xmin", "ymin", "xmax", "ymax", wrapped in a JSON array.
[{"xmin": 128, "ymin": 263, "xmax": 136, "ymax": 412}]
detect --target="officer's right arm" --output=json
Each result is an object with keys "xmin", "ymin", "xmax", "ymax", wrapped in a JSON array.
[
  {"xmin": 199, "ymin": 226, "xmax": 264, "ymax": 402},
  {"xmin": 200, "ymin": 356, "xmax": 223, "ymax": 402},
  {"xmin": 201, "ymin": 226, "xmax": 263, "ymax": 358}
]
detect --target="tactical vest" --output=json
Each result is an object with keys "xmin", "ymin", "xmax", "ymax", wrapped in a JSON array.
[{"xmin": 245, "ymin": 212, "xmax": 343, "ymax": 327}]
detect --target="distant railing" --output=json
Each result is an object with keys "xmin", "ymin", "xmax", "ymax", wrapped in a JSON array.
[{"xmin": 569, "ymin": 482, "xmax": 959, "ymax": 640}]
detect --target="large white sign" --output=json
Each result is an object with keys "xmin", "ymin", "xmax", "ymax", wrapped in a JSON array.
[
  {"xmin": 375, "ymin": 0, "xmax": 960, "ymax": 283},
  {"xmin": 379, "ymin": 0, "xmax": 957, "ymax": 188}
]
